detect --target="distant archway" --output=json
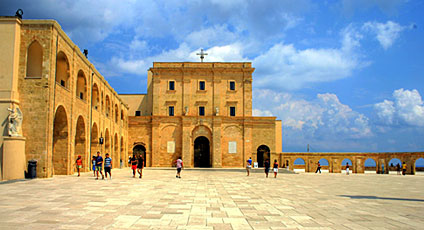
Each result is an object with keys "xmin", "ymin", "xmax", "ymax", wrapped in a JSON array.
[
  {"xmin": 53, "ymin": 106, "xmax": 68, "ymax": 175},
  {"xmin": 388, "ymin": 158, "xmax": 402, "ymax": 173},
  {"xmin": 105, "ymin": 95, "xmax": 111, "ymax": 117},
  {"xmin": 114, "ymin": 133, "xmax": 119, "ymax": 168},
  {"xmin": 115, "ymin": 104, "xmax": 119, "ymax": 123},
  {"xmin": 56, "ymin": 51, "xmax": 69, "ymax": 88},
  {"xmin": 92, "ymin": 84, "xmax": 99, "ymax": 110},
  {"xmin": 318, "ymin": 158, "xmax": 329, "ymax": 172},
  {"xmin": 294, "ymin": 158, "xmax": 305, "ymax": 172},
  {"xmin": 76, "ymin": 70, "xmax": 87, "ymax": 101},
  {"xmin": 133, "ymin": 145, "xmax": 146, "ymax": 167},
  {"xmin": 257, "ymin": 145, "xmax": 270, "ymax": 167},
  {"xmin": 120, "ymin": 136, "xmax": 124, "ymax": 167},
  {"xmin": 26, "ymin": 40, "xmax": 43, "ymax": 77},
  {"xmin": 74, "ymin": 116, "xmax": 86, "ymax": 172},
  {"xmin": 415, "ymin": 158, "xmax": 424, "ymax": 174},
  {"xmin": 364, "ymin": 158, "xmax": 377, "ymax": 173},
  {"xmin": 194, "ymin": 136, "xmax": 211, "ymax": 167},
  {"xmin": 104, "ymin": 129, "xmax": 110, "ymax": 155},
  {"xmin": 341, "ymin": 158, "xmax": 353, "ymax": 171},
  {"xmin": 91, "ymin": 123, "xmax": 99, "ymax": 158}
]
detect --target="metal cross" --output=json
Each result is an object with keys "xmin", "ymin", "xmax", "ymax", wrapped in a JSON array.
[{"xmin": 196, "ymin": 49, "xmax": 208, "ymax": 62}]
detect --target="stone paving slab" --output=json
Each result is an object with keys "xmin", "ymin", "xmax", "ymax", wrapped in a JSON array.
[{"xmin": 0, "ymin": 168, "xmax": 423, "ymax": 229}]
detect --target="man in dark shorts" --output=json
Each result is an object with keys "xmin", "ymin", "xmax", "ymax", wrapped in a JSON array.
[
  {"xmin": 104, "ymin": 153, "xmax": 112, "ymax": 179},
  {"xmin": 315, "ymin": 161, "xmax": 321, "ymax": 173},
  {"xmin": 264, "ymin": 159, "xmax": 270, "ymax": 178},
  {"xmin": 96, "ymin": 152, "xmax": 104, "ymax": 180},
  {"xmin": 137, "ymin": 155, "xmax": 144, "ymax": 178},
  {"xmin": 130, "ymin": 154, "xmax": 138, "ymax": 178}
]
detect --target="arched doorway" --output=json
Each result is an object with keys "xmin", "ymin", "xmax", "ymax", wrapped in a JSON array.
[
  {"xmin": 53, "ymin": 106, "xmax": 68, "ymax": 175},
  {"xmin": 74, "ymin": 116, "xmax": 86, "ymax": 172},
  {"xmin": 364, "ymin": 158, "xmax": 377, "ymax": 173},
  {"xmin": 26, "ymin": 40, "xmax": 43, "ymax": 78},
  {"xmin": 318, "ymin": 158, "xmax": 329, "ymax": 172},
  {"xmin": 257, "ymin": 145, "xmax": 270, "ymax": 167},
  {"xmin": 133, "ymin": 145, "xmax": 146, "ymax": 167},
  {"xmin": 194, "ymin": 136, "xmax": 210, "ymax": 167},
  {"xmin": 388, "ymin": 158, "xmax": 402, "ymax": 174},
  {"xmin": 91, "ymin": 123, "xmax": 99, "ymax": 157},
  {"xmin": 415, "ymin": 158, "xmax": 424, "ymax": 174},
  {"xmin": 341, "ymin": 158, "xmax": 353, "ymax": 173},
  {"xmin": 294, "ymin": 158, "xmax": 305, "ymax": 172},
  {"xmin": 56, "ymin": 51, "xmax": 69, "ymax": 88}
]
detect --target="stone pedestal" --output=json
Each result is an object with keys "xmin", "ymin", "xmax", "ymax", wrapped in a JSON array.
[{"xmin": 3, "ymin": 136, "xmax": 26, "ymax": 180}]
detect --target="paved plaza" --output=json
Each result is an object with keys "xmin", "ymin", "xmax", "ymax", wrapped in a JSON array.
[{"xmin": 0, "ymin": 168, "xmax": 423, "ymax": 230}]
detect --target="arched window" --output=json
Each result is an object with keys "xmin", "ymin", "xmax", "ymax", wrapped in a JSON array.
[
  {"xmin": 26, "ymin": 41, "xmax": 43, "ymax": 78},
  {"xmin": 56, "ymin": 51, "xmax": 70, "ymax": 88},
  {"xmin": 105, "ymin": 95, "xmax": 111, "ymax": 117},
  {"xmin": 76, "ymin": 70, "xmax": 87, "ymax": 101},
  {"xmin": 92, "ymin": 84, "xmax": 99, "ymax": 110}
]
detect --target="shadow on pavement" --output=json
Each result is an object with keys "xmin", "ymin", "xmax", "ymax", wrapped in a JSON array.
[{"xmin": 339, "ymin": 195, "xmax": 424, "ymax": 202}]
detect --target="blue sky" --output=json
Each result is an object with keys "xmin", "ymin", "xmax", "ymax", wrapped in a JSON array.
[{"xmin": 2, "ymin": 0, "xmax": 424, "ymax": 152}]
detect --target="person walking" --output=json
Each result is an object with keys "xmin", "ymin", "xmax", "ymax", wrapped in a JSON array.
[
  {"xmin": 92, "ymin": 156, "xmax": 97, "ymax": 177},
  {"xmin": 396, "ymin": 163, "xmax": 401, "ymax": 175},
  {"xmin": 402, "ymin": 162, "xmax": 407, "ymax": 175},
  {"xmin": 74, "ymin": 155, "xmax": 82, "ymax": 177},
  {"xmin": 264, "ymin": 159, "xmax": 270, "ymax": 178},
  {"xmin": 104, "ymin": 153, "xmax": 112, "ymax": 179},
  {"xmin": 130, "ymin": 154, "xmax": 138, "ymax": 178},
  {"xmin": 175, "ymin": 157, "xmax": 183, "ymax": 178},
  {"xmin": 346, "ymin": 162, "xmax": 350, "ymax": 175},
  {"xmin": 246, "ymin": 157, "xmax": 252, "ymax": 176},
  {"xmin": 315, "ymin": 161, "xmax": 321, "ymax": 173},
  {"xmin": 273, "ymin": 160, "xmax": 279, "ymax": 178},
  {"xmin": 137, "ymin": 155, "xmax": 144, "ymax": 179},
  {"xmin": 95, "ymin": 152, "xmax": 104, "ymax": 180}
]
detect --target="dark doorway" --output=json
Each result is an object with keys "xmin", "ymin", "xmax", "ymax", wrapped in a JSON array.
[
  {"xmin": 257, "ymin": 145, "xmax": 270, "ymax": 167},
  {"xmin": 133, "ymin": 145, "xmax": 146, "ymax": 167},
  {"xmin": 194, "ymin": 136, "xmax": 211, "ymax": 167}
]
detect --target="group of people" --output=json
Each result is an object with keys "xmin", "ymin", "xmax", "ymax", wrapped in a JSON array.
[
  {"xmin": 129, "ymin": 154, "xmax": 145, "ymax": 178},
  {"xmin": 74, "ymin": 152, "xmax": 112, "ymax": 179},
  {"xmin": 246, "ymin": 157, "xmax": 279, "ymax": 178}
]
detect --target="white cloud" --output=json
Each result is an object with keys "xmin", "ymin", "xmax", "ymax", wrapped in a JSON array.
[
  {"xmin": 375, "ymin": 89, "xmax": 424, "ymax": 126},
  {"xmin": 363, "ymin": 21, "xmax": 406, "ymax": 49},
  {"xmin": 253, "ymin": 89, "xmax": 372, "ymax": 139}
]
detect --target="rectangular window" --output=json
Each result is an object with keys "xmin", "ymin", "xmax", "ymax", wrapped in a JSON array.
[
  {"xmin": 229, "ymin": 81, "xmax": 235, "ymax": 90},
  {"xmin": 169, "ymin": 81, "xmax": 175, "ymax": 90},
  {"xmin": 60, "ymin": 80, "xmax": 65, "ymax": 87},
  {"xmin": 199, "ymin": 81, "xmax": 205, "ymax": 90},
  {"xmin": 135, "ymin": 111, "xmax": 141, "ymax": 116},
  {"xmin": 199, "ymin": 106, "xmax": 205, "ymax": 116},
  {"xmin": 80, "ymin": 92, "xmax": 84, "ymax": 100},
  {"xmin": 169, "ymin": 106, "xmax": 174, "ymax": 116},
  {"xmin": 230, "ymin": 107, "xmax": 236, "ymax": 116}
]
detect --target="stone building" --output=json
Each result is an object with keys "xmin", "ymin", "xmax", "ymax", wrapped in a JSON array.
[
  {"xmin": 120, "ymin": 62, "xmax": 282, "ymax": 168},
  {"xmin": 0, "ymin": 16, "xmax": 129, "ymax": 180}
]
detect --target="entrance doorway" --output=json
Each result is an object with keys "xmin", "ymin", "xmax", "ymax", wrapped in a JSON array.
[
  {"xmin": 133, "ymin": 145, "xmax": 146, "ymax": 167},
  {"xmin": 257, "ymin": 145, "xmax": 270, "ymax": 167},
  {"xmin": 194, "ymin": 136, "xmax": 210, "ymax": 167}
]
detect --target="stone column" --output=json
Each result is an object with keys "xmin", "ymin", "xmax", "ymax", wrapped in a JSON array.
[
  {"xmin": 212, "ymin": 117, "xmax": 222, "ymax": 167},
  {"xmin": 182, "ymin": 119, "xmax": 192, "ymax": 168},
  {"xmin": 151, "ymin": 119, "xmax": 160, "ymax": 167}
]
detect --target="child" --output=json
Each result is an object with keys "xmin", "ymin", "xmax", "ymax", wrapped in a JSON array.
[
  {"xmin": 75, "ymin": 155, "xmax": 82, "ymax": 177},
  {"xmin": 104, "ymin": 153, "xmax": 112, "ymax": 179},
  {"xmin": 92, "ymin": 156, "xmax": 97, "ymax": 177},
  {"xmin": 130, "ymin": 154, "xmax": 138, "ymax": 178},
  {"xmin": 273, "ymin": 160, "xmax": 278, "ymax": 178},
  {"xmin": 175, "ymin": 157, "xmax": 183, "ymax": 178}
]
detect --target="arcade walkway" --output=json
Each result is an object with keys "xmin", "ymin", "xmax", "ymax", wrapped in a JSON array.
[{"xmin": 0, "ymin": 168, "xmax": 423, "ymax": 229}]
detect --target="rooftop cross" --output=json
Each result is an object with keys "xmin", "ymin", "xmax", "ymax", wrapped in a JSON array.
[{"xmin": 196, "ymin": 49, "xmax": 208, "ymax": 62}]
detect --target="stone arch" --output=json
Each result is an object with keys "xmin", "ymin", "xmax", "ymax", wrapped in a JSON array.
[
  {"xmin": 26, "ymin": 40, "xmax": 43, "ymax": 77},
  {"xmin": 104, "ymin": 129, "xmax": 110, "ymax": 155},
  {"xmin": 388, "ymin": 158, "xmax": 402, "ymax": 173},
  {"xmin": 192, "ymin": 125, "xmax": 212, "ymax": 140},
  {"xmin": 92, "ymin": 83, "xmax": 99, "ymax": 110},
  {"xmin": 256, "ymin": 145, "xmax": 270, "ymax": 167},
  {"xmin": 294, "ymin": 157, "xmax": 306, "ymax": 172},
  {"xmin": 415, "ymin": 158, "xmax": 424, "ymax": 174},
  {"xmin": 194, "ymin": 136, "xmax": 211, "ymax": 167},
  {"xmin": 53, "ymin": 105, "xmax": 69, "ymax": 175},
  {"xmin": 341, "ymin": 158, "xmax": 353, "ymax": 171},
  {"xmin": 133, "ymin": 144, "xmax": 146, "ymax": 167},
  {"xmin": 101, "ymin": 91, "xmax": 104, "ymax": 113},
  {"xmin": 91, "ymin": 122, "xmax": 99, "ymax": 158},
  {"xmin": 105, "ymin": 95, "xmax": 111, "ymax": 117},
  {"xmin": 121, "ymin": 109, "xmax": 124, "ymax": 121},
  {"xmin": 364, "ymin": 158, "xmax": 377, "ymax": 173},
  {"xmin": 76, "ymin": 70, "xmax": 87, "ymax": 101},
  {"xmin": 318, "ymin": 158, "xmax": 329, "ymax": 172},
  {"xmin": 115, "ymin": 104, "xmax": 119, "ymax": 123},
  {"xmin": 56, "ymin": 51, "xmax": 70, "ymax": 88},
  {"xmin": 114, "ymin": 133, "xmax": 119, "ymax": 168},
  {"xmin": 74, "ymin": 116, "xmax": 86, "ymax": 171}
]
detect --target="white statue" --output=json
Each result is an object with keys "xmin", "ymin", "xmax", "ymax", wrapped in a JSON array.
[
  {"xmin": 7, "ymin": 106, "xmax": 23, "ymax": 137},
  {"xmin": 215, "ymin": 107, "xmax": 219, "ymax": 116}
]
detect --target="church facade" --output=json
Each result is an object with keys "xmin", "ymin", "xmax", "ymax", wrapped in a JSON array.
[{"xmin": 120, "ymin": 62, "xmax": 282, "ymax": 168}]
